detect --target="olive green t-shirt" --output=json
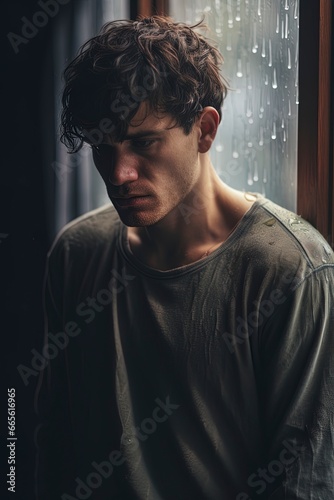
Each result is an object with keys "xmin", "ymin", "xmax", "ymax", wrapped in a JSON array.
[{"xmin": 36, "ymin": 197, "xmax": 334, "ymax": 500}]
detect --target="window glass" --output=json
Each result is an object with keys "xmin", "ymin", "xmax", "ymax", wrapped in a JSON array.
[{"xmin": 170, "ymin": 0, "xmax": 299, "ymax": 211}]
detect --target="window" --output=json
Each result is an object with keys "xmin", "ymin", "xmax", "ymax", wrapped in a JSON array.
[{"xmin": 170, "ymin": 0, "xmax": 299, "ymax": 212}]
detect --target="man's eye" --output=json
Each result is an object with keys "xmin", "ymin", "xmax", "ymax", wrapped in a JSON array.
[
  {"xmin": 132, "ymin": 139, "xmax": 156, "ymax": 150},
  {"xmin": 91, "ymin": 144, "xmax": 112, "ymax": 156}
]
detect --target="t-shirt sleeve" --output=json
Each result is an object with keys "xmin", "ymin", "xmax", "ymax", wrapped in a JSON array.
[{"xmin": 257, "ymin": 266, "xmax": 334, "ymax": 498}]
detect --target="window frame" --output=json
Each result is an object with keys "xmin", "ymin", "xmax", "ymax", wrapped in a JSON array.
[{"xmin": 298, "ymin": 0, "xmax": 333, "ymax": 246}]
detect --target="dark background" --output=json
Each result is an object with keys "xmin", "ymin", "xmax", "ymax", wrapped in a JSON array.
[
  {"xmin": 2, "ymin": 1, "xmax": 68, "ymax": 498},
  {"xmin": 2, "ymin": 3, "xmax": 141, "ymax": 498}
]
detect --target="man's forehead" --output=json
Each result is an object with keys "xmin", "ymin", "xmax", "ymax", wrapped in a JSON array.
[
  {"xmin": 127, "ymin": 102, "xmax": 174, "ymax": 131},
  {"xmin": 83, "ymin": 102, "xmax": 179, "ymax": 146},
  {"xmin": 100, "ymin": 104, "xmax": 177, "ymax": 145}
]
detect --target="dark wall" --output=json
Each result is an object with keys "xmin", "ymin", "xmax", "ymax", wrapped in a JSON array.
[{"xmin": 2, "ymin": 1, "xmax": 72, "ymax": 498}]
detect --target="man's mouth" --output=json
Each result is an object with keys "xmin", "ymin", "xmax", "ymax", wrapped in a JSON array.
[{"xmin": 112, "ymin": 195, "xmax": 150, "ymax": 208}]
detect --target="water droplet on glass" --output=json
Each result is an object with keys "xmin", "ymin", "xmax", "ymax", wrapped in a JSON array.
[
  {"xmin": 272, "ymin": 68, "xmax": 278, "ymax": 89},
  {"xmin": 261, "ymin": 38, "xmax": 266, "ymax": 57},
  {"xmin": 260, "ymin": 88, "xmax": 264, "ymax": 112},
  {"xmin": 276, "ymin": 12, "xmax": 280, "ymax": 34},
  {"xmin": 263, "ymin": 167, "xmax": 267, "ymax": 183},
  {"xmin": 236, "ymin": 58, "xmax": 243, "ymax": 77},
  {"xmin": 231, "ymin": 136, "xmax": 239, "ymax": 157},
  {"xmin": 215, "ymin": 144, "xmax": 223, "ymax": 152},
  {"xmin": 268, "ymin": 39, "xmax": 272, "ymax": 67},
  {"xmin": 295, "ymin": 85, "xmax": 299, "ymax": 105},
  {"xmin": 285, "ymin": 13, "xmax": 289, "ymax": 38},
  {"xmin": 253, "ymin": 161, "xmax": 259, "ymax": 181},
  {"xmin": 228, "ymin": 18, "xmax": 234, "ymax": 29},
  {"xmin": 259, "ymin": 127, "xmax": 264, "ymax": 146},
  {"xmin": 226, "ymin": 32, "xmax": 232, "ymax": 51},
  {"xmin": 252, "ymin": 22, "xmax": 258, "ymax": 53},
  {"xmin": 283, "ymin": 129, "xmax": 287, "ymax": 142},
  {"xmin": 287, "ymin": 47, "xmax": 292, "ymax": 69},
  {"xmin": 271, "ymin": 121, "xmax": 276, "ymax": 139},
  {"xmin": 235, "ymin": 1, "xmax": 241, "ymax": 23},
  {"xmin": 285, "ymin": 0, "xmax": 289, "ymax": 10}
]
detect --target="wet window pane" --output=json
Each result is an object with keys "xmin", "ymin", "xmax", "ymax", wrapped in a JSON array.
[{"xmin": 169, "ymin": 0, "xmax": 299, "ymax": 211}]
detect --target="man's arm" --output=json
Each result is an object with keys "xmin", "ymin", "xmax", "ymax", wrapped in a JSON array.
[
  {"xmin": 258, "ymin": 266, "xmax": 334, "ymax": 498},
  {"xmin": 35, "ymin": 247, "xmax": 77, "ymax": 500}
]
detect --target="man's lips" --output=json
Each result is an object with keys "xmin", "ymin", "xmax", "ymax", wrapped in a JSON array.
[
  {"xmin": 111, "ymin": 195, "xmax": 150, "ymax": 207},
  {"xmin": 112, "ymin": 194, "xmax": 147, "ymax": 198}
]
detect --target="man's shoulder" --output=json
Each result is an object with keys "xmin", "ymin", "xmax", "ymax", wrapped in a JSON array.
[
  {"xmin": 235, "ymin": 197, "xmax": 334, "ymax": 289},
  {"xmin": 48, "ymin": 204, "xmax": 120, "ymax": 259},
  {"xmin": 255, "ymin": 199, "xmax": 334, "ymax": 269}
]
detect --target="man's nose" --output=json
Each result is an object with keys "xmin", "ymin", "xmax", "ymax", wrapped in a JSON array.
[{"xmin": 108, "ymin": 150, "xmax": 139, "ymax": 186}]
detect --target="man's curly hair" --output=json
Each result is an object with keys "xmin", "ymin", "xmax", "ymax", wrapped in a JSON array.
[{"xmin": 61, "ymin": 16, "xmax": 228, "ymax": 152}]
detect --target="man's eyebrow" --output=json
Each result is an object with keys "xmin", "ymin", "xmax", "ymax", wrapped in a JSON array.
[{"xmin": 123, "ymin": 130, "xmax": 165, "ymax": 140}]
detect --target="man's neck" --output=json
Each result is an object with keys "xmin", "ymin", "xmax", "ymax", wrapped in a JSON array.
[{"xmin": 127, "ymin": 167, "xmax": 256, "ymax": 270}]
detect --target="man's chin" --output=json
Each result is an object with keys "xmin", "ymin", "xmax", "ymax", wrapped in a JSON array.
[
  {"xmin": 113, "ymin": 207, "xmax": 159, "ymax": 228},
  {"xmin": 109, "ymin": 196, "xmax": 168, "ymax": 227}
]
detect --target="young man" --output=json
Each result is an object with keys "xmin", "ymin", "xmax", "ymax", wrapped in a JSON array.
[{"xmin": 36, "ymin": 16, "xmax": 334, "ymax": 500}]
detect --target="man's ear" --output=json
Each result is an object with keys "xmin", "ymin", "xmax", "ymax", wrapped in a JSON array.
[{"xmin": 197, "ymin": 107, "xmax": 220, "ymax": 153}]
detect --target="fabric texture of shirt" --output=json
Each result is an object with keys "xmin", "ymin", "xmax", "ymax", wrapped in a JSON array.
[{"xmin": 35, "ymin": 196, "xmax": 334, "ymax": 500}]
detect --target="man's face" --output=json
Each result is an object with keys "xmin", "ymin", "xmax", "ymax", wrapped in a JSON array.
[{"xmin": 91, "ymin": 104, "xmax": 203, "ymax": 227}]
